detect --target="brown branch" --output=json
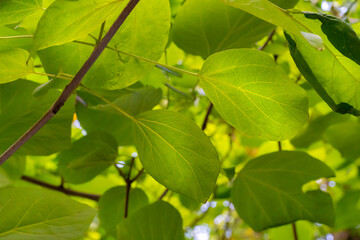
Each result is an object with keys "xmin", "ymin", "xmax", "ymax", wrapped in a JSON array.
[
  {"xmin": 130, "ymin": 168, "xmax": 144, "ymax": 183},
  {"xmin": 21, "ymin": 176, "xmax": 100, "ymax": 201},
  {"xmin": 292, "ymin": 223, "xmax": 298, "ymax": 240},
  {"xmin": 202, "ymin": 103, "xmax": 214, "ymax": 131},
  {"xmin": 158, "ymin": 188, "xmax": 169, "ymax": 200},
  {"xmin": 0, "ymin": 0, "xmax": 140, "ymax": 166},
  {"xmin": 124, "ymin": 180, "xmax": 131, "ymax": 218},
  {"xmin": 258, "ymin": 29, "xmax": 276, "ymax": 51},
  {"xmin": 114, "ymin": 163, "xmax": 127, "ymax": 181}
]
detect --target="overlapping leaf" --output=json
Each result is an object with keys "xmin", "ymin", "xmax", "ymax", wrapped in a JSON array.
[
  {"xmin": 38, "ymin": 0, "xmax": 170, "ymax": 90},
  {"xmin": 0, "ymin": 48, "xmax": 33, "ymax": 84},
  {"xmin": 0, "ymin": 80, "xmax": 74, "ymax": 155},
  {"xmin": 172, "ymin": 0, "xmax": 298, "ymax": 58},
  {"xmin": 99, "ymin": 186, "xmax": 149, "ymax": 236},
  {"xmin": 222, "ymin": 0, "xmax": 304, "ymax": 37},
  {"xmin": 58, "ymin": 132, "xmax": 118, "ymax": 184},
  {"xmin": 232, "ymin": 151, "xmax": 335, "ymax": 231},
  {"xmin": 31, "ymin": 0, "xmax": 125, "ymax": 52},
  {"xmin": 0, "ymin": 0, "xmax": 42, "ymax": 26},
  {"xmin": 0, "ymin": 187, "xmax": 96, "ymax": 240},
  {"xmin": 0, "ymin": 155, "xmax": 25, "ymax": 188},
  {"xmin": 133, "ymin": 110, "xmax": 220, "ymax": 202},
  {"xmin": 117, "ymin": 201, "xmax": 184, "ymax": 240},
  {"xmin": 199, "ymin": 49, "xmax": 308, "ymax": 140},
  {"xmin": 76, "ymin": 87, "xmax": 162, "ymax": 146},
  {"xmin": 285, "ymin": 13, "xmax": 360, "ymax": 116}
]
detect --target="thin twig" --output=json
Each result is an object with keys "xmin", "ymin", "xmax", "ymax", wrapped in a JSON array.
[
  {"xmin": 202, "ymin": 103, "xmax": 214, "ymax": 131},
  {"xmin": 124, "ymin": 180, "xmax": 131, "ymax": 218},
  {"xmin": 73, "ymin": 40, "xmax": 198, "ymax": 77},
  {"xmin": 124, "ymin": 158, "xmax": 135, "ymax": 218},
  {"xmin": 114, "ymin": 163, "xmax": 127, "ymax": 181},
  {"xmin": 292, "ymin": 222, "xmax": 298, "ymax": 240},
  {"xmin": 0, "ymin": 0, "xmax": 140, "ymax": 166},
  {"xmin": 130, "ymin": 168, "xmax": 144, "ymax": 183},
  {"xmin": 258, "ymin": 29, "xmax": 276, "ymax": 51},
  {"xmin": 164, "ymin": 83, "xmax": 194, "ymax": 99},
  {"xmin": 158, "ymin": 189, "xmax": 169, "ymax": 200},
  {"xmin": 21, "ymin": 176, "xmax": 100, "ymax": 201}
]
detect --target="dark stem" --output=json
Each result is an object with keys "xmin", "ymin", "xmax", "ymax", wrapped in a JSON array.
[
  {"xmin": 21, "ymin": 176, "xmax": 100, "ymax": 201},
  {"xmin": 0, "ymin": 0, "xmax": 140, "ymax": 166},
  {"xmin": 278, "ymin": 141, "xmax": 282, "ymax": 151},
  {"xmin": 292, "ymin": 222, "xmax": 298, "ymax": 240},
  {"xmin": 130, "ymin": 168, "xmax": 144, "ymax": 183},
  {"xmin": 127, "ymin": 157, "xmax": 135, "ymax": 179},
  {"xmin": 124, "ymin": 180, "xmax": 131, "ymax": 218},
  {"xmin": 202, "ymin": 103, "xmax": 214, "ymax": 131},
  {"xmin": 158, "ymin": 189, "xmax": 169, "ymax": 200},
  {"xmin": 258, "ymin": 29, "xmax": 276, "ymax": 51},
  {"xmin": 115, "ymin": 163, "xmax": 127, "ymax": 181},
  {"xmin": 124, "ymin": 157, "xmax": 135, "ymax": 218}
]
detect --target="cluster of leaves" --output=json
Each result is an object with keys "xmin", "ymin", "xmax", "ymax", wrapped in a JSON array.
[{"xmin": 0, "ymin": 0, "xmax": 359, "ymax": 239}]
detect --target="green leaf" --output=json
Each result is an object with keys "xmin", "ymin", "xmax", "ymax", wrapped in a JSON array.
[
  {"xmin": 285, "ymin": 13, "xmax": 360, "ymax": 116},
  {"xmin": 303, "ymin": 12, "xmax": 360, "ymax": 65},
  {"xmin": 133, "ymin": 110, "xmax": 220, "ymax": 202},
  {"xmin": 221, "ymin": 0, "xmax": 324, "ymax": 49},
  {"xmin": 0, "ymin": 187, "xmax": 96, "ymax": 240},
  {"xmin": 58, "ymin": 132, "xmax": 118, "ymax": 184},
  {"xmin": 0, "ymin": 155, "xmax": 25, "ymax": 188},
  {"xmin": 286, "ymin": 40, "xmax": 360, "ymax": 115},
  {"xmin": 117, "ymin": 201, "xmax": 184, "ymax": 240},
  {"xmin": 172, "ymin": 0, "xmax": 298, "ymax": 58},
  {"xmin": 38, "ymin": 0, "xmax": 170, "ymax": 89},
  {"xmin": 222, "ymin": 0, "xmax": 304, "ymax": 38},
  {"xmin": 335, "ymin": 191, "xmax": 360, "ymax": 230},
  {"xmin": 323, "ymin": 120, "xmax": 360, "ymax": 162},
  {"xmin": 199, "ymin": 49, "xmax": 308, "ymax": 141},
  {"xmin": 0, "ymin": 48, "xmax": 33, "ymax": 84},
  {"xmin": 31, "ymin": 0, "xmax": 124, "ymax": 52},
  {"xmin": 99, "ymin": 186, "xmax": 149, "ymax": 237},
  {"xmin": 76, "ymin": 87, "xmax": 162, "ymax": 146},
  {"xmin": 232, "ymin": 151, "xmax": 335, "ymax": 231},
  {"xmin": 0, "ymin": 0, "xmax": 42, "ymax": 26},
  {"xmin": 0, "ymin": 80, "xmax": 74, "ymax": 155},
  {"xmin": 0, "ymin": 26, "xmax": 32, "ymax": 51}
]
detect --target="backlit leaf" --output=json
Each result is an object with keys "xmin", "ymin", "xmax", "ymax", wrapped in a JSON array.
[
  {"xmin": 0, "ymin": 80, "xmax": 74, "ymax": 155},
  {"xmin": 232, "ymin": 151, "xmax": 335, "ymax": 231},
  {"xmin": 116, "ymin": 201, "xmax": 184, "ymax": 240},
  {"xmin": 133, "ymin": 110, "xmax": 220, "ymax": 202},
  {"xmin": 37, "ymin": 0, "xmax": 170, "ymax": 89},
  {"xmin": 99, "ymin": 186, "xmax": 149, "ymax": 236},
  {"xmin": 0, "ymin": 187, "xmax": 96, "ymax": 240},
  {"xmin": 172, "ymin": 0, "xmax": 298, "ymax": 58},
  {"xmin": 199, "ymin": 49, "xmax": 308, "ymax": 140},
  {"xmin": 76, "ymin": 87, "xmax": 162, "ymax": 146},
  {"xmin": 0, "ymin": 0, "xmax": 42, "ymax": 26},
  {"xmin": 0, "ymin": 48, "xmax": 33, "ymax": 84},
  {"xmin": 58, "ymin": 132, "xmax": 118, "ymax": 184},
  {"xmin": 31, "ymin": 0, "xmax": 125, "ymax": 51}
]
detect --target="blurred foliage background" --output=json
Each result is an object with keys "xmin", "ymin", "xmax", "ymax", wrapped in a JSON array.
[{"xmin": 1, "ymin": 0, "xmax": 359, "ymax": 239}]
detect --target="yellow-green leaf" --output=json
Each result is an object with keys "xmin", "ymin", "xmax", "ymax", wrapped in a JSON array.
[{"xmin": 199, "ymin": 49, "xmax": 308, "ymax": 140}]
